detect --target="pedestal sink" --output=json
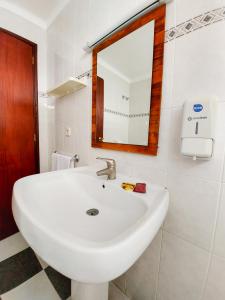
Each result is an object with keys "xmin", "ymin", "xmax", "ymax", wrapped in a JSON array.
[{"xmin": 12, "ymin": 166, "xmax": 169, "ymax": 300}]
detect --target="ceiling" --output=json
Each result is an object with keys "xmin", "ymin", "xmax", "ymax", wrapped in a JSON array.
[{"xmin": 0, "ymin": 0, "xmax": 70, "ymax": 28}]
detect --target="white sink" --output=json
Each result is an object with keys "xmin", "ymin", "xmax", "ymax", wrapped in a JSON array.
[{"xmin": 12, "ymin": 166, "xmax": 169, "ymax": 300}]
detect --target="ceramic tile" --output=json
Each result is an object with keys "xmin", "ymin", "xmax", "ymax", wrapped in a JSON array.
[
  {"xmin": 87, "ymin": 0, "xmax": 112, "ymax": 43},
  {"xmin": 107, "ymin": 0, "xmax": 175, "ymax": 30},
  {"xmin": 203, "ymin": 255, "xmax": 225, "ymax": 300},
  {"xmin": 109, "ymin": 283, "xmax": 129, "ymax": 300},
  {"xmin": 108, "ymin": 0, "xmax": 141, "ymax": 26},
  {"xmin": 168, "ymin": 104, "xmax": 225, "ymax": 182},
  {"xmin": 222, "ymin": 153, "xmax": 225, "ymax": 182},
  {"xmin": 113, "ymin": 274, "xmax": 126, "ymax": 294},
  {"xmin": 55, "ymin": 120, "xmax": 65, "ymax": 155},
  {"xmin": 165, "ymin": 0, "xmax": 176, "ymax": 30},
  {"xmin": 166, "ymin": 7, "xmax": 225, "ymax": 42},
  {"xmin": 164, "ymin": 173, "xmax": 220, "ymax": 250},
  {"xmin": 157, "ymin": 231, "xmax": 210, "ymax": 300},
  {"xmin": 1, "ymin": 271, "xmax": 60, "ymax": 300},
  {"xmin": 0, "ymin": 233, "xmax": 28, "ymax": 263},
  {"xmin": 161, "ymin": 41, "xmax": 175, "ymax": 109},
  {"xmin": 127, "ymin": 108, "xmax": 171, "ymax": 179},
  {"xmin": 175, "ymin": 0, "xmax": 225, "ymax": 26},
  {"xmin": 45, "ymin": 266, "xmax": 71, "ymax": 300},
  {"xmin": 214, "ymin": 184, "xmax": 225, "ymax": 259},
  {"xmin": 123, "ymin": 230, "xmax": 162, "ymax": 300},
  {"xmin": 0, "ymin": 248, "xmax": 42, "ymax": 295},
  {"xmin": 172, "ymin": 22, "xmax": 225, "ymax": 108}
]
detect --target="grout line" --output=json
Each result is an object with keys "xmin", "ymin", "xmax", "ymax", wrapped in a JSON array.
[
  {"xmin": 199, "ymin": 246, "xmax": 213, "ymax": 300},
  {"xmin": 198, "ymin": 187, "xmax": 222, "ymax": 300},
  {"xmin": 162, "ymin": 229, "xmax": 210, "ymax": 254},
  {"xmin": 155, "ymin": 229, "xmax": 164, "ymax": 300},
  {"xmin": 124, "ymin": 277, "xmax": 127, "ymax": 295},
  {"xmin": 199, "ymin": 156, "xmax": 225, "ymax": 299},
  {"xmin": 166, "ymin": 168, "xmax": 225, "ymax": 185},
  {"xmin": 112, "ymin": 279, "xmax": 127, "ymax": 296},
  {"xmin": 155, "ymin": 5, "xmax": 176, "ymax": 297},
  {"xmin": 110, "ymin": 282, "xmax": 130, "ymax": 300}
]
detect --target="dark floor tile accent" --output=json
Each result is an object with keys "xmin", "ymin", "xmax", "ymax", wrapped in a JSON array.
[
  {"xmin": 0, "ymin": 247, "xmax": 42, "ymax": 295},
  {"xmin": 45, "ymin": 266, "xmax": 71, "ymax": 300}
]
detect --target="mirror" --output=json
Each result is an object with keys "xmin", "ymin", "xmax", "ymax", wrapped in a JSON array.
[
  {"xmin": 98, "ymin": 21, "xmax": 154, "ymax": 146},
  {"xmin": 92, "ymin": 5, "xmax": 166, "ymax": 155}
]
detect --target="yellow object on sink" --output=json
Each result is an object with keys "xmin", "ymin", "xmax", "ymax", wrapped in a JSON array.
[{"xmin": 121, "ymin": 182, "xmax": 136, "ymax": 191}]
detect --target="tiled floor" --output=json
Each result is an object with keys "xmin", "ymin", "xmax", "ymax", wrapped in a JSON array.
[
  {"xmin": 0, "ymin": 233, "xmax": 129, "ymax": 300},
  {"xmin": 1, "ymin": 272, "xmax": 62, "ymax": 300},
  {"xmin": 0, "ymin": 233, "xmax": 71, "ymax": 300}
]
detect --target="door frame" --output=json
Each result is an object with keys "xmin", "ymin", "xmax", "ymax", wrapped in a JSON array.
[{"xmin": 0, "ymin": 27, "xmax": 40, "ymax": 173}]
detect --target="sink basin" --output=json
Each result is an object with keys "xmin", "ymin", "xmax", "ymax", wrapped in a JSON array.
[{"xmin": 12, "ymin": 166, "xmax": 169, "ymax": 299}]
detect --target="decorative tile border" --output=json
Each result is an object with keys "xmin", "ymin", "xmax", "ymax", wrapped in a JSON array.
[
  {"xmin": 43, "ymin": 6, "xmax": 225, "ymax": 95},
  {"xmin": 166, "ymin": 6, "xmax": 225, "ymax": 42},
  {"xmin": 104, "ymin": 108, "xmax": 129, "ymax": 118},
  {"xmin": 129, "ymin": 113, "xmax": 150, "ymax": 118},
  {"xmin": 104, "ymin": 108, "xmax": 149, "ymax": 118}
]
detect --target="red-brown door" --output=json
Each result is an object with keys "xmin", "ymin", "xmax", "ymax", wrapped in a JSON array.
[{"xmin": 0, "ymin": 29, "xmax": 39, "ymax": 240}]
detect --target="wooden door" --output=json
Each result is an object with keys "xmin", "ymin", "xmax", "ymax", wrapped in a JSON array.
[{"xmin": 0, "ymin": 28, "xmax": 39, "ymax": 240}]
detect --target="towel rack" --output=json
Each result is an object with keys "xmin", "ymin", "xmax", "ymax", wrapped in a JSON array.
[
  {"xmin": 54, "ymin": 151, "xmax": 80, "ymax": 168},
  {"xmin": 70, "ymin": 154, "xmax": 80, "ymax": 168}
]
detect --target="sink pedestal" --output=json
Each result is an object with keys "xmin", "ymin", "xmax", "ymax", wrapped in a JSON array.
[{"xmin": 71, "ymin": 281, "xmax": 108, "ymax": 300}]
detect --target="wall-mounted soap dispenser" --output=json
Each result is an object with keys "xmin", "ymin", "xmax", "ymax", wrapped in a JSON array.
[{"xmin": 181, "ymin": 98, "xmax": 217, "ymax": 160}]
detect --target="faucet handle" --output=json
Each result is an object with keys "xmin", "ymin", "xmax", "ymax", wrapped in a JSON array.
[{"xmin": 96, "ymin": 157, "xmax": 116, "ymax": 167}]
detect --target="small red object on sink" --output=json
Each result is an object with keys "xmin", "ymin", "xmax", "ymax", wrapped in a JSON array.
[{"xmin": 133, "ymin": 183, "xmax": 146, "ymax": 193}]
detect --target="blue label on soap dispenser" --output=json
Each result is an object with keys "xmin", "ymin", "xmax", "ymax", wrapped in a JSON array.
[{"xmin": 193, "ymin": 104, "xmax": 203, "ymax": 112}]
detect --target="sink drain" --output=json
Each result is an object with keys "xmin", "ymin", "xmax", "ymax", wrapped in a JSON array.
[{"xmin": 86, "ymin": 208, "xmax": 99, "ymax": 216}]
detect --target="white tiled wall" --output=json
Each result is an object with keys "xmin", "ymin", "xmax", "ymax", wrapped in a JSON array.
[{"xmin": 47, "ymin": 0, "xmax": 225, "ymax": 299}]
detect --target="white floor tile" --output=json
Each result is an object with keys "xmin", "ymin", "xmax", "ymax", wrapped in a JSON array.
[
  {"xmin": 0, "ymin": 232, "xmax": 28, "ymax": 262},
  {"xmin": 1, "ymin": 271, "xmax": 60, "ymax": 300}
]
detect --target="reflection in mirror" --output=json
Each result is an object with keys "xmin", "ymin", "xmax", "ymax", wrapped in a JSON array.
[{"xmin": 97, "ymin": 21, "xmax": 155, "ymax": 146}]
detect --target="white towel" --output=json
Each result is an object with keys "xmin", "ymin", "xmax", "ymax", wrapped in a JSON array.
[{"xmin": 51, "ymin": 153, "xmax": 71, "ymax": 171}]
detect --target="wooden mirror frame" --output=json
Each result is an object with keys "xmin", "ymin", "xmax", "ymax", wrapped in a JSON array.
[{"xmin": 92, "ymin": 5, "xmax": 166, "ymax": 156}]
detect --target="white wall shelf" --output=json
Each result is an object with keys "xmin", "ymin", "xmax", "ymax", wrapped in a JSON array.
[{"xmin": 47, "ymin": 77, "xmax": 87, "ymax": 98}]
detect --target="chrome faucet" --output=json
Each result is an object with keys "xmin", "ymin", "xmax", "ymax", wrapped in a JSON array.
[{"xmin": 96, "ymin": 157, "xmax": 116, "ymax": 180}]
